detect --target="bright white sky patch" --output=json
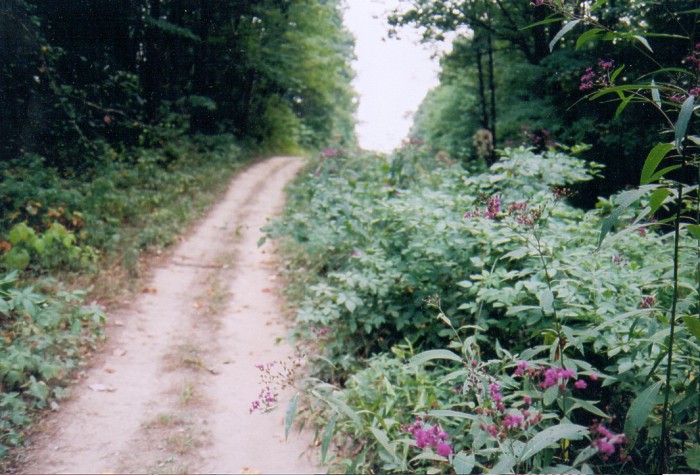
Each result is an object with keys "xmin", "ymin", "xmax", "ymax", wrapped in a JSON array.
[{"xmin": 343, "ymin": 0, "xmax": 447, "ymax": 153}]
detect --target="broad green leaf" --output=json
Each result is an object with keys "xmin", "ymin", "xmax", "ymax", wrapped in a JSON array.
[
  {"xmin": 411, "ymin": 453, "xmax": 448, "ymax": 463},
  {"xmin": 675, "ymin": 95, "xmax": 695, "ymax": 151},
  {"xmin": 649, "ymin": 164, "xmax": 682, "ymax": 183},
  {"xmin": 323, "ymin": 394, "xmax": 362, "ymax": 428},
  {"xmin": 549, "ymin": 20, "xmax": 581, "ymax": 52},
  {"xmin": 410, "ymin": 349, "xmax": 463, "ymax": 366},
  {"xmin": 453, "ymin": 452, "xmax": 475, "ymax": 475},
  {"xmin": 682, "ymin": 316, "xmax": 700, "ymax": 342},
  {"xmin": 370, "ymin": 427, "xmax": 396, "ymax": 458},
  {"xmin": 321, "ymin": 414, "xmax": 338, "ymax": 462},
  {"xmin": 488, "ymin": 453, "xmax": 515, "ymax": 474},
  {"xmin": 687, "ymin": 224, "xmax": 700, "ymax": 240},
  {"xmin": 610, "ymin": 65, "xmax": 625, "ymax": 83},
  {"xmin": 538, "ymin": 289, "xmax": 554, "ymax": 315},
  {"xmin": 428, "ymin": 409, "xmax": 478, "ymax": 421},
  {"xmin": 641, "ymin": 143, "xmax": 674, "ymax": 184},
  {"xmin": 4, "ymin": 249, "xmax": 30, "ymax": 271},
  {"xmin": 598, "ymin": 187, "xmax": 648, "ymax": 246},
  {"xmin": 648, "ymin": 188, "xmax": 672, "ymax": 214},
  {"xmin": 576, "ymin": 28, "xmax": 605, "ymax": 49},
  {"xmin": 520, "ymin": 423, "xmax": 588, "ymax": 462},
  {"xmin": 570, "ymin": 398, "xmax": 610, "ymax": 418},
  {"xmin": 685, "ymin": 447, "xmax": 700, "ymax": 470},
  {"xmin": 284, "ymin": 392, "xmax": 299, "ymax": 440},
  {"xmin": 624, "ymin": 380, "xmax": 662, "ymax": 442}
]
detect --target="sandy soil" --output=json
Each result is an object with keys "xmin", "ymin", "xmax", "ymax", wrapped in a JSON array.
[{"xmin": 21, "ymin": 156, "xmax": 318, "ymax": 474}]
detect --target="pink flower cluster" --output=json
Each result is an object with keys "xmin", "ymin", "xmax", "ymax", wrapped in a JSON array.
[
  {"xmin": 590, "ymin": 421, "xmax": 628, "ymax": 459},
  {"xmin": 250, "ymin": 357, "xmax": 304, "ymax": 414},
  {"xmin": 580, "ymin": 59, "xmax": 614, "ymax": 91},
  {"xmin": 513, "ymin": 361, "xmax": 593, "ymax": 392},
  {"xmin": 404, "ymin": 419, "xmax": 453, "ymax": 457},
  {"xmin": 464, "ymin": 195, "xmax": 501, "ymax": 219},
  {"xmin": 683, "ymin": 43, "xmax": 700, "ymax": 71},
  {"xmin": 640, "ymin": 294, "xmax": 655, "ymax": 309},
  {"xmin": 311, "ymin": 326, "xmax": 330, "ymax": 336}
]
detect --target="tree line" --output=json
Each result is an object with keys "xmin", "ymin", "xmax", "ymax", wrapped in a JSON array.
[
  {"xmin": 397, "ymin": 0, "xmax": 699, "ymax": 201},
  {"xmin": 0, "ymin": 0, "xmax": 356, "ymax": 168}
]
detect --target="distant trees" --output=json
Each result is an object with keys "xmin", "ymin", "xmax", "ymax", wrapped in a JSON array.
[
  {"xmin": 397, "ymin": 0, "xmax": 700, "ymax": 198},
  {"xmin": 0, "ymin": 0, "xmax": 356, "ymax": 167}
]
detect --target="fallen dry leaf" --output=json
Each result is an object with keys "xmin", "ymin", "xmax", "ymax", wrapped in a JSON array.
[
  {"xmin": 113, "ymin": 320, "xmax": 125, "ymax": 327},
  {"xmin": 112, "ymin": 348, "xmax": 127, "ymax": 357},
  {"xmin": 104, "ymin": 367, "xmax": 116, "ymax": 374}
]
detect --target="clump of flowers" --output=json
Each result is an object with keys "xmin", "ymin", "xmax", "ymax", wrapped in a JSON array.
[
  {"xmin": 404, "ymin": 418, "xmax": 453, "ymax": 457},
  {"xmin": 250, "ymin": 356, "xmax": 304, "ymax": 413},
  {"xmin": 640, "ymin": 294, "xmax": 655, "ymax": 309},
  {"xmin": 311, "ymin": 326, "xmax": 330, "ymax": 336},
  {"xmin": 464, "ymin": 194, "xmax": 501, "ymax": 219},
  {"xmin": 580, "ymin": 59, "xmax": 615, "ymax": 91},
  {"xmin": 590, "ymin": 420, "xmax": 628, "ymax": 460}
]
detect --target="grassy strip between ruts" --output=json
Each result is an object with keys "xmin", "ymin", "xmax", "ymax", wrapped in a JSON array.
[{"xmin": 0, "ymin": 134, "xmax": 258, "ymax": 467}]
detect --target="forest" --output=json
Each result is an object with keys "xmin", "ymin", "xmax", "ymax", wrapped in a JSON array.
[{"xmin": 2, "ymin": 0, "xmax": 700, "ymax": 473}]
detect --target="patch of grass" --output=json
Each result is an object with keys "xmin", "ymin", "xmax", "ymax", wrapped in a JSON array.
[
  {"xmin": 163, "ymin": 344, "xmax": 206, "ymax": 373},
  {"xmin": 143, "ymin": 412, "xmax": 186, "ymax": 430}
]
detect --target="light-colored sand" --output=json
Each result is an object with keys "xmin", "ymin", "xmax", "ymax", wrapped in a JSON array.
[{"xmin": 22, "ymin": 156, "xmax": 318, "ymax": 474}]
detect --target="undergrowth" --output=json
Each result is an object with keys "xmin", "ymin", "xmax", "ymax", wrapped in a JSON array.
[
  {"xmin": 266, "ymin": 143, "xmax": 699, "ymax": 474},
  {"xmin": 0, "ymin": 134, "xmax": 254, "ymax": 465}
]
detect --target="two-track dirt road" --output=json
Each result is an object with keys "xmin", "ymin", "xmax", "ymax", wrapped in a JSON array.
[{"xmin": 22, "ymin": 156, "xmax": 318, "ymax": 474}]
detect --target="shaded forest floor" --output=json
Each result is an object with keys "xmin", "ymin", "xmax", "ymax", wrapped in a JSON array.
[{"xmin": 19, "ymin": 156, "xmax": 317, "ymax": 474}]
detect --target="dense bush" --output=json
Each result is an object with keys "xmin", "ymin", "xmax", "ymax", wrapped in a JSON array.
[{"xmin": 269, "ymin": 144, "xmax": 700, "ymax": 473}]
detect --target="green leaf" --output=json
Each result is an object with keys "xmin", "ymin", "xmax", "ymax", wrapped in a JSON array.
[
  {"xmin": 4, "ymin": 249, "xmax": 30, "ymax": 271},
  {"xmin": 687, "ymin": 224, "xmax": 700, "ymax": 241},
  {"xmin": 633, "ymin": 35, "xmax": 653, "ymax": 53},
  {"xmin": 624, "ymin": 380, "xmax": 662, "ymax": 443},
  {"xmin": 682, "ymin": 316, "xmax": 700, "ymax": 342},
  {"xmin": 323, "ymin": 394, "xmax": 362, "ymax": 428},
  {"xmin": 675, "ymin": 95, "xmax": 695, "ymax": 151},
  {"xmin": 576, "ymin": 28, "xmax": 605, "ymax": 49},
  {"xmin": 614, "ymin": 93, "xmax": 634, "ymax": 118},
  {"xmin": 570, "ymin": 398, "xmax": 610, "ymax": 418},
  {"xmin": 284, "ymin": 392, "xmax": 299, "ymax": 440},
  {"xmin": 410, "ymin": 349, "xmax": 463, "ymax": 366},
  {"xmin": 649, "ymin": 164, "xmax": 681, "ymax": 183},
  {"xmin": 685, "ymin": 447, "xmax": 700, "ymax": 470},
  {"xmin": 520, "ymin": 423, "xmax": 588, "ymax": 462},
  {"xmin": 641, "ymin": 143, "xmax": 675, "ymax": 184},
  {"xmin": 589, "ymin": 0, "xmax": 609, "ymax": 11},
  {"xmin": 598, "ymin": 188, "xmax": 647, "ymax": 246},
  {"xmin": 321, "ymin": 414, "xmax": 338, "ymax": 462},
  {"xmin": 453, "ymin": 452, "xmax": 475, "ymax": 475},
  {"xmin": 428, "ymin": 409, "xmax": 478, "ymax": 421},
  {"xmin": 651, "ymin": 80, "xmax": 662, "ymax": 109},
  {"xmin": 370, "ymin": 427, "xmax": 396, "ymax": 458},
  {"xmin": 550, "ymin": 20, "xmax": 580, "ymax": 52},
  {"xmin": 538, "ymin": 289, "xmax": 554, "ymax": 315},
  {"xmin": 488, "ymin": 453, "xmax": 515, "ymax": 474},
  {"xmin": 521, "ymin": 15, "xmax": 565, "ymax": 30},
  {"xmin": 648, "ymin": 188, "xmax": 672, "ymax": 214}
]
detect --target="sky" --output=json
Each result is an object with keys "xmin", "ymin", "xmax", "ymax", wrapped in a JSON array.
[{"xmin": 342, "ymin": 0, "xmax": 448, "ymax": 153}]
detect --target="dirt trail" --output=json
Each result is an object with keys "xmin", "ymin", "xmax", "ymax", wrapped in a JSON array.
[{"xmin": 22, "ymin": 156, "xmax": 318, "ymax": 474}]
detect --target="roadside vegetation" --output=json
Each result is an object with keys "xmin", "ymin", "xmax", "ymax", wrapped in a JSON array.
[
  {"xmin": 263, "ymin": 2, "xmax": 700, "ymax": 474},
  {"xmin": 0, "ymin": 0, "xmax": 354, "ymax": 466}
]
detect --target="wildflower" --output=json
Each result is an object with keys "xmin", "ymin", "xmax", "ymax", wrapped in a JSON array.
[
  {"xmin": 513, "ymin": 360, "xmax": 529, "ymax": 376},
  {"xmin": 589, "ymin": 373, "xmax": 599, "ymax": 381},
  {"xmin": 404, "ymin": 419, "xmax": 453, "ymax": 456},
  {"xmin": 590, "ymin": 421, "xmax": 627, "ymax": 459},
  {"xmin": 574, "ymin": 379, "xmax": 588, "ymax": 389},
  {"xmin": 640, "ymin": 295, "xmax": 655, "ymax": 309},
  {"xmin": 523, "ymin": 395, "xmax": 532, "ymax": 405},
  {"xmin": 539, "ymin": 366, "xmax": 575, "ymax": 389},
  {"xmin": 436, "ymin": 442, "xmax": 453, "ymax": 457},
  {"xmin": 503, "ymin": 413, "xmax": 524, "ymax": 430}
]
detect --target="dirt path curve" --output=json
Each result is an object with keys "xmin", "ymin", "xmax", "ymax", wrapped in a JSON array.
[{"xmin": 22, "ymin": 156, "xmax": 317, "ymax": 474}]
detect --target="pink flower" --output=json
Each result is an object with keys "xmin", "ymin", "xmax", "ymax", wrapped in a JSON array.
[
  {"xmin": 436, "ymin": 442, "xmax": 453, "ymax": 457},
  {"xmin": 574, "ymin": 379, "xmax": 588, "ymax": 389},
  {"xmin": 523, "ymin": 395, "xmax": 532, "ymax": 405},
  {"xmin": 503, "ymin": 413, "xmax": 524, "ymax": 430},
  {"xmin": 589, "ymin": 373, "xmax": 599, "ymax": 381}
]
